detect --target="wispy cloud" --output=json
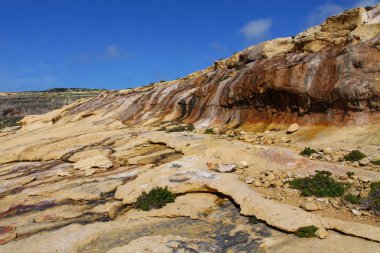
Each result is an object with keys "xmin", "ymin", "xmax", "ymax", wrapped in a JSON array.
[
  {"xmin": 74, "ymin": 44, "xmax": 131, "ymax": 64},
  {"xmin": 103, "ymin": 44, "xmax": 130, "ymax": 60},
  {"xmin": 239, "ymin": 18, "xmax": 272, "ymax": 40},
  {"xmin": 307, "ymin": 0, "xmax": 378, "ymax": 26}
]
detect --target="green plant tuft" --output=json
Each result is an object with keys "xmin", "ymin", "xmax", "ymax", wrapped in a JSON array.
[
  {"xmin": 371, "ymin": 159, "xmax": 380, "ymax": 166},
  {"xmin": 186, "ymin": 124, "xmax": 195, "ymax": 132},
  {"xmin": 344, "ymin": 150, "xmax": 366, "ymax": 162},
  {"xmin": 204, "ymin": 128, "xmax": 215, "ymax": 134},
  {"xmin": 300, "ymin": 147, "xmax": 317, "ymax": 157},
  {"xmin": 248, "ymin": 215, "xmax": 260, "ymax": 225},
  {"xmin": 289, "ymin": 170, "xmax": 348, "ymax": 197},
  {"xmin": 344, "ymin": 193, "xmax": 361, "ymax": 204},
  {"xmin": 346, "ymin": 171, "xmax": 355, "ymax": 177},
  {"xmin": 295, "ymin": 226, "xmax": 318, "ymax": 238},
  {"xmin": 0, "ymin": 117, "xmax": 22, "ymax": 130},
  {"xmin": 362, "ymin": 181, "xmax": 380, "ymax": 215},
  {"xmin": 135, "ymin": 186, "xmax": 175, "ymax": 211}
]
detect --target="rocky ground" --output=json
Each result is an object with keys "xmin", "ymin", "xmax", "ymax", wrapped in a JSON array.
[{"xmin": 0, "ymin": 114, "xmax": 379, "ymax": 252}]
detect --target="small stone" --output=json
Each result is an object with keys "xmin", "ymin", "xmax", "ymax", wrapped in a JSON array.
[
  {"xmin": 300, "ymin": 201, "xmax": 319, "ymax": 211},
  {"xmin": 253, "ymin": 181, "xmax": 263, "ymax": 187},
  {"xmin": 323, "ymin": 147, "xmax": 333, "ymax": 155},
  {"xmin": 358, "ymin": 176, "xmax": 370, "ymax": 183},
  {"xmin": 263, "ymin": 181, "xmax": 270, "ymax": 188},
  {"xmin": 57, "ymin": 170, "xmax": 71, "ymax": 177},
  {"xmin": 244, "ymin": 177, "xmax": 254, "ymax": 184},
  {"xmin": 339, "ymin": 174, "xmax": 348, "ymax": 180},
  {"xmin": 216, "ymin": 164, "xmax": 236, "ymax": 173},
  {"xmin": 240, "ymin": 161, "xmax": 249, "ymax": 168},
  {"xmin": 315, "ymin": 228, "xmax": 328, "ymax": 239},
  {"xmin": 212, "ymin": 128, "xmax": 220, "ymax": 134},
  {"xmin": 359, "ymin": 158, "xmax": 370, "ymax": 166},
  {"xmin": 286, "ymin": 123, "xmax": 299, "ymax": 134},
  {"xmin": 206, "ymin": 162, "xmax": 217, "ymax": 170},
  {"xmin": 353, "ymin": 161, "xmax": 359, "ymax": 167},
  {"xmin": 266, "ymin": 173, "xmax": 276, "ymax": 181},
  {"xmin": 270, "ymin": 180, "xmax": 283, "ymax": 187},
  {"xmin": 352, "ymin": 209, "xmax": 362, "ymax": 216}
]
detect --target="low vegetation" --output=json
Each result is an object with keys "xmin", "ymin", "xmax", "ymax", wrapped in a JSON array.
[
  {"xmin": 299, "ymin": 147, "xmax": 317, "ymax": 157},
  {"xmin": 0, "ymin": 117, "xmax": 22, "ymax": 130},
  {"xmin": 344, "ymin": 150, "xmax": 366, "ymax": 162},
  {"xmin": 371, "ymin": 159, "xmax": 380, "ymax": 166},
  {"xmin": 289, "ymin": 170, "xmax": 348, "ymax": 197},
  {"xmin": 204, "ymin": 128, "xmax": 215, "ymax": 134},
  {"xmin": 346, "ymin": 171, "xmax": 355, "ymax": 178},
  {"xmin": 344, "ymin": 193, "xmax": 361, "ymax": 204},
  {"xmin": 135, "ymin": 186, "xmax": 175, "ymax": 211},
  {"xmin": 166, "ymin": 124, "xmax": 195, "ymax": 133},
  {"xmin": 295, "ymin": 226, "xmax": 318, "ymax": 238},
  {"xmin": 362, "ymin": 181, "xmax": 380, "ymax": 215},
  {"xmin": 248, "ymin": 215, "xmax": 260, "ymax": 225}
]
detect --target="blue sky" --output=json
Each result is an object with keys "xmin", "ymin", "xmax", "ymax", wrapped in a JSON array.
[{"xmin": 0, "ymin": 0, "xmax": 378, "ymax": 92}]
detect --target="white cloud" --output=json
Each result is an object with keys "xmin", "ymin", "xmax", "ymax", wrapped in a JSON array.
[
  {"xmin": 102, "ymin": 44, "xmax": 131, "ymax": 60},
  {"xmin": 239, "ymin": 18, "xmax": 272, "ymax": 40},
  {"xmin": 307, "ymin": 0, "xmax": 379, "ymax": 26},
  {"xmin": 104, "ymin": 45, "xmax": 121, "ymax": 59}
]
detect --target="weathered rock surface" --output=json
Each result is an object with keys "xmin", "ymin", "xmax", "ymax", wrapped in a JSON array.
[{"xmin": 0, "ymin": 5, "xmax": 379, "ymax": 253}]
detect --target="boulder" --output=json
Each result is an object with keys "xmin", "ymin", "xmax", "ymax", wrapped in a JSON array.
[
  {"xmin": 286, "ymin": 123, "xmax": 299, "ymax": 134},
  {"xmin": 300, "ymin": 201, "xmax": 320, "ymax": 211},
  {"xmin": 216, "ymin": 164, "xmax": 237, "ymax": 173}
]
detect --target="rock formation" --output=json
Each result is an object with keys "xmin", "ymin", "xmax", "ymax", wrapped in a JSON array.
[{"xmin": 0, "ymin": 5, "xmax": 379, "ymax": 253}]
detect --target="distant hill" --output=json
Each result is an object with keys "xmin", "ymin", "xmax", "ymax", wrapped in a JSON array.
[{"xmin": 0, "ymin": 88, "xmax": 104, "ymax": 129}]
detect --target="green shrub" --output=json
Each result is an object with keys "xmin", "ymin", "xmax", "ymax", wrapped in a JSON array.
[
  {"xmin": 344, "ymin": 150, "xmax": 366, "ymax": 162},
  {"xmin": 289, "ymin": 170, "xmax": 348, "ymax": 197},
  {"xmin": 0, "ymin": 117, "xmax": 22, "ymax": 130},
  {"xmin": 135, "ymin": 186, "xmax": 175, "ymax": 211},
  {"xmin": 300, "ymin": 147, "xmax": 317, "ymax": 157},
  {"xmin": 248, "ymin": 215, "xmax": 260, "ymax": 225},
  {"xmin": 344, "ymin": 193, "xmax": 360, "ymax": 204},
  {"xmin": 216, "ymin": 77, "xmax": 228, "ymax": 83},
  {"xmin": 346, "ymin": 171, "xmax": 355, "ymax": 177},
  {"xmin": 371, "ymin": 159, "xmax": 380, "ymax": 166},
  {"xmin": 295, "ymin": 226, "xmax": 318, "ymax": 238},
  {"xmin": 186, "ymin": 124, "xmax": 195, "ymax": 132},
  {"xmin": 362, "ymin": 181, "xmax": 380, "ymax": 215},
  {"xmin": 204, "ymin": 128, "xmax": 215, "ymax": 134}
]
